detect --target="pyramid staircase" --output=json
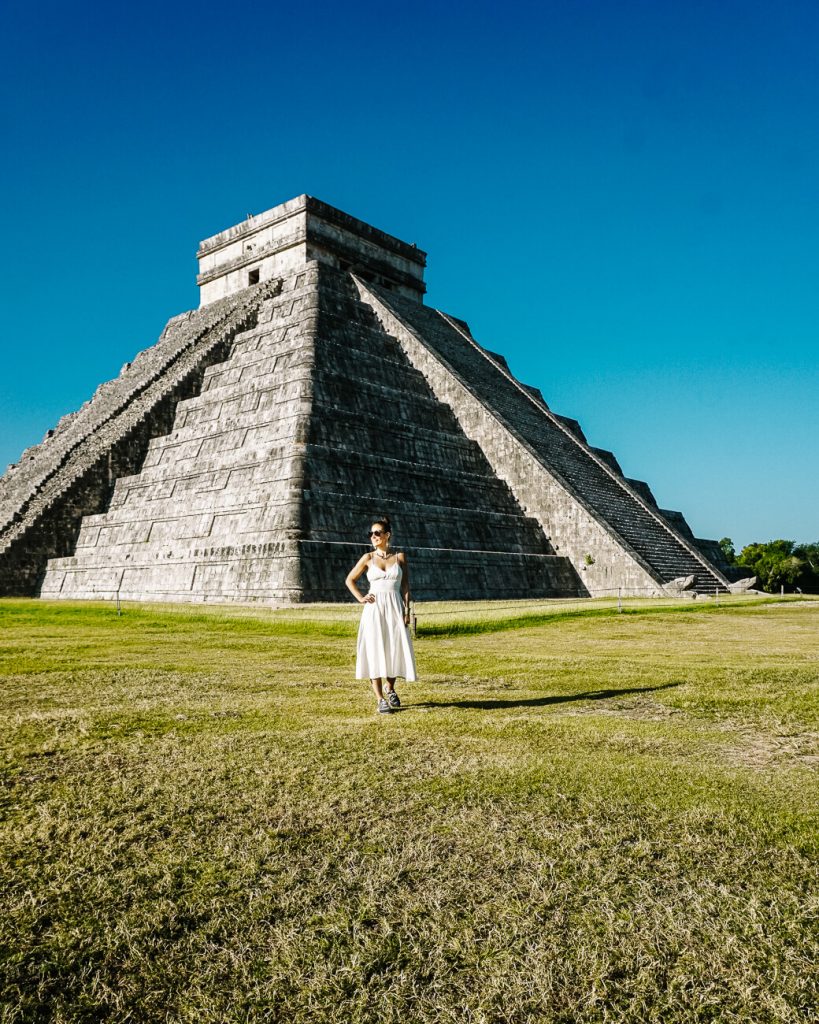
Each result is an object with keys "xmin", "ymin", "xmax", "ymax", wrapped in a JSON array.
[
  {"xmin": 353, "ymin": 281, "xmax": 729, "ymax": 595},
  {"xmin": 0, "ymin": 282, "xmax": 279, "ymax": 595}
]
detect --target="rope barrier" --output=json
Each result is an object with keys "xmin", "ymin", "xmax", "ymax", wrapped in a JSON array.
[{"xmin": 410, "ymin": 586, "xmax": 764, "ymax": 621}]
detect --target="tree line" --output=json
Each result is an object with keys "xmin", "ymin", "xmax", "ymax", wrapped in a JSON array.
[{"xmin": 718, "ymin": 538, "xmax": 819, "ymax": 594}]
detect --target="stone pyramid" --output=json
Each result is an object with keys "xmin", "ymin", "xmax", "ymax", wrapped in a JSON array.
[{"xmin": 0, "ymin": 195, "xmax": 735, "ymax": 602}]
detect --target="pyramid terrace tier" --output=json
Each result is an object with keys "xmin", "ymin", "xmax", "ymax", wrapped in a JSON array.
[
  {"xmin": 309, "ymin": 408, "xmax": 501, "ymax": 477},
  {"xmin": 303, "ymin": 447, "xmax": 554, "ymax": 527},
  {"xmin": 52, "ymin": 492, "xmax": 558, "ymax": 572},
  {"xmin": 299, "ymin": 542, "xmax": 583, "ymax": 602},
  {"xmin": 303, "ymin": 487, "xmax": 554, "ymax": 555},
  {"xmin": 68, "ymin": 478, "xmax": 552, "ymax": 559},
  {"xmin": 43, "ymin": 542, "xmax": 584, "ymax": 604}
]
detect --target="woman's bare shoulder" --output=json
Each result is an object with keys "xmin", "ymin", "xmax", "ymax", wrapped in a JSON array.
[
  {"xmin": 347, "ymin": 551, "xmax": 371, "ymax": 574},
  {"xmin": 398, "ymin": 550, "xmax": 409, "ymax": 564}
]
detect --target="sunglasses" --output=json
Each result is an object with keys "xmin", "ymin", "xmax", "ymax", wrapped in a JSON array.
[{"xmin": 369, "ymin": 530, "xmax": 386, "ymax": 537}]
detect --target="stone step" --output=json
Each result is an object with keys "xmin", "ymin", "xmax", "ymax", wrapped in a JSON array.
[
  {"xmin": 312, "ymin": 374, "xmax": 466, "ymax": 435},
  {"xmin": 160, "ymin": 377, "xmax": 312, "ymax": 441},
  {"xmin": 107, "ymin": 450, "xmax": 301, "ymax": 510},
  {"xmin": 42, "ymin": 542, "xmax": 584, "ymax": 604},
  {"xmin": 308, "ymin": 410, "xmax": 489, "ymax": 474},
  {"xmin": 302, "ymin": 488, "xmax": 553, "ymax": 554},
  {"xmin": 304, "ymin": 444, "xmax": 529, "ymax": 515},
  {"xmin": 298, "ymin": 542, "xmax": 583, "ymax": 602}
]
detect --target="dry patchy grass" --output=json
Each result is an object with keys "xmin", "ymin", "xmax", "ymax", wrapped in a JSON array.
[{"xmin": 1, "ymin": 596, "xmax": 817, "ymax": 1023}]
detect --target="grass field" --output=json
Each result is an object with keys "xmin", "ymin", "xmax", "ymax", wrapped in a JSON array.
[{"xmin": 1, "ymin": 595, "xmax": 817, "ymax": 1023}]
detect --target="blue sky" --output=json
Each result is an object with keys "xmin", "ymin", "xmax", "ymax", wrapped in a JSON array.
[{"xmin": 1, "ymin": 0, "xmax": 816, "ymax": 549}]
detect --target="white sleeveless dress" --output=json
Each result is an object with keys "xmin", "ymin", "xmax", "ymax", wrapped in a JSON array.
[{"xmin": 356, "ymin": 560, "xmax": 417, "ymax": 681}]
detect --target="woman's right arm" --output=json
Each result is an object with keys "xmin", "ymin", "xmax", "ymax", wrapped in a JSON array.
[{"xmin": 345, "ymin": 554, "xmax": 375, "ymax": 604}]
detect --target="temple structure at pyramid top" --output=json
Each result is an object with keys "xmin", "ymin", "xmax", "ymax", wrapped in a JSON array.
[
  {"xmin": 196, "ymin": 195, "xmax": 427, "ymax": 306},
  {"xmin": 0, "ymin": 195, "xmax": 748, "ymax": 604}
]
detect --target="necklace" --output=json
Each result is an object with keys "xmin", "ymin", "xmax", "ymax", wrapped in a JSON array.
[{"xmin": 373, "ymin": 546, "xmax": 391, "ymax": 560}]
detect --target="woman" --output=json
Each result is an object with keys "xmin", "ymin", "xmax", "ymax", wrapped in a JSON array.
[{"xmin": 345, "ymin": 516, "xmax": 416, "ymax": 714}]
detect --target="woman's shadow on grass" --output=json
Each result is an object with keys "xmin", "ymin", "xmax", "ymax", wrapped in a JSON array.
[{"xmin": 412, "ymin": 681, "xmax": 681, "ymax": 711}]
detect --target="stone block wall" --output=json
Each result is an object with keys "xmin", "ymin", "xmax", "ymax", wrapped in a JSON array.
[{"xmin": 197, "ymin": 195, "xmax": 427, "ymax": 306}]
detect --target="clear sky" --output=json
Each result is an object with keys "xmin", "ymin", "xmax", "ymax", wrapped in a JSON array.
[{"xmin": 1, "ymin": 0, "xmax": 816, "ymax": 549}]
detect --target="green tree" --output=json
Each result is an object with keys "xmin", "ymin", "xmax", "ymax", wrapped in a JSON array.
[
  {"xmin": 737, "ymin": 539, "xmax": 819, "ymax": 594},
  {"xmin": 795, "ymin": 541, "xmax": 819, "ymax": 574},
  {"xmin": 718, "ymin": 537, "xmax": 736, "ymax": 564}
]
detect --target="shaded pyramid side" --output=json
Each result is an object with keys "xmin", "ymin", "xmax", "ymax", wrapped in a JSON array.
[
  {"xmin": 294, "ymin": 265, "xmax": 584, "ymax": 600},
  {"xmin": 355, "ymin": 279, "xmax": 730, "ymax": 595}
]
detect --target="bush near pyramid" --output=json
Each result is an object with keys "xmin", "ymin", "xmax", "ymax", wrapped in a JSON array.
[{"xmin": 0, "ymin": 196, "xmax": 740, "ymax": 603}]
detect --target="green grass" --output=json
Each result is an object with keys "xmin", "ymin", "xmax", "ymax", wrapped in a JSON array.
[{"xmin": 1, "ymin": 595, "xmax": 817, "ymax": 1023}]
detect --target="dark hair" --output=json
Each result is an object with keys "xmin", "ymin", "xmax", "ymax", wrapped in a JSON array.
[{"xmin": 370, "ymin": 516, "xmax": 391, "ymax": 534}]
